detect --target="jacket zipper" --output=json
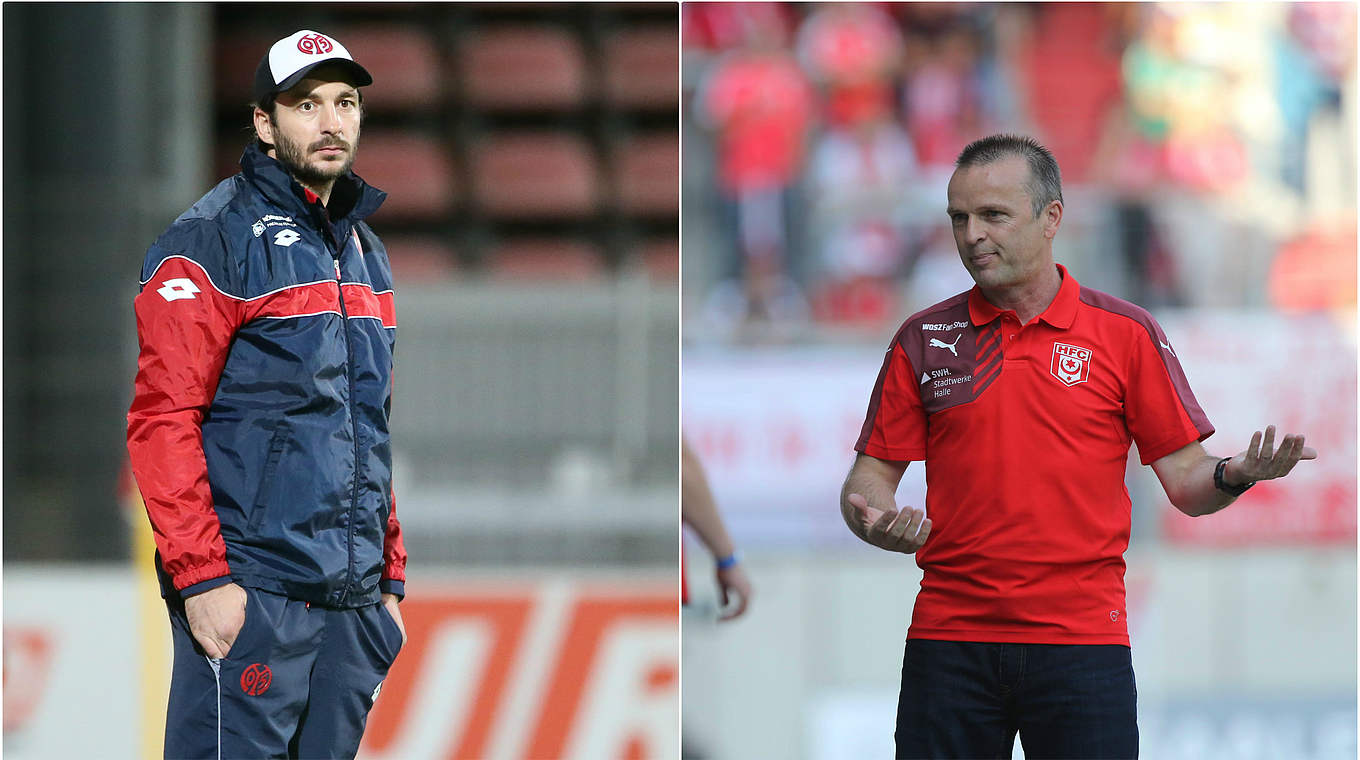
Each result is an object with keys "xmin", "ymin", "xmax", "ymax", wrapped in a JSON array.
[{"xmin": 326, "ymin": 222, "xmax": 363, "ymax": 606}]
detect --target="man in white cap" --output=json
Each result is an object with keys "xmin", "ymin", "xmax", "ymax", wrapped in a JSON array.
[{"xmin": 127, "ymin": 29, "xmax": 406, "ymax": 758}]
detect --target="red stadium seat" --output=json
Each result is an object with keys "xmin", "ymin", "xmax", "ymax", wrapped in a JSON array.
[
  {"xmin": 325, "ymin": 2, "xmax": 426, "ymax": 13},
  {"xmin": 216, "ymin": 133, "xmax": 455, "ymax": 221},
  {"xmin": 637, "ymin": 239, "xmax": 679, "ymax": 281},
  {"xmin": 463, "ymin": 2, "xmax": 566, "ymax": 12},
  {"xmin": 217, "ymin": 26, "xmax": 439, "ymax": 112},
  {"xmin": 486, "ymin": 239, "xmax": 606, "ymax": 282},
  {"xmin": 382, "ymin": 235, "xmax": 459, "ymax": 284},
  {"xmin": 471, "ymin": 132, "xmax": 599, "ymax": 219},
  {"xmin": 458, "ymin": 27, "xmax": 590, "ymax": 111},
  {"xmin": 614, "ymin": 131, "xmax": 679, "ymax": 217},
  {"xmin": 602, "ymin": 27, "xmax": 679, "ymax": 110},
  {"xmin": 333, "ymin": 26, "xmax": 441, "ymax": 111},
  {"xmin": 351, "ymin": 132, "xmax": 457, "ymax": 221},
  {"xmin": 603, "ymin": 2, "xmax": 681, "ymax": 13}
]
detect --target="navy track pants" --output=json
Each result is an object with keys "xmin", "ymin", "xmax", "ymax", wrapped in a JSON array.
[{"xmin": 163, "ymin": 586, "xmax": 404, "ymax": 760}]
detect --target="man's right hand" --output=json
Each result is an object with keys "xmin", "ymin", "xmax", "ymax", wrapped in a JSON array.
[
  {"xmin": 846, "ymin": 492, "xmax": 932, "ymax": 554},
  {"xmin": 184, "ymin": 582, "xmax": 248, "ymax": 659}
]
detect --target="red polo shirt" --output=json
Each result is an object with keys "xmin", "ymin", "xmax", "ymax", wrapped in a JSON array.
[{"xmin": 856, "ymin": 265, "xmax": 1213, "ymax": 645}]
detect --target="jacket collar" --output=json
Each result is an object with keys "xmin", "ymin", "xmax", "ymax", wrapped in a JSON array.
[
  {"xmin": 968, "ymin": 263, "xmax": 1079, "ymax": 329},
  {"xmin": 239, "ymin": 142, "xmax": 386, "ymax": 224}
]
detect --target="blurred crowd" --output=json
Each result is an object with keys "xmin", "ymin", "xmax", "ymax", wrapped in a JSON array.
[{"xmin": 681, "ymin": 2, "xmax": 1357, "ymax": 342}]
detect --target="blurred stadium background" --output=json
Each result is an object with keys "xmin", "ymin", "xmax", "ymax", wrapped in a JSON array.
[
  {"xmin": 4, "ymin": 3, "xmax": 679, "ymax": 759},
  {"xmin": 679, "ymin": 3, "xmax": 1356, "ymax": 760}
]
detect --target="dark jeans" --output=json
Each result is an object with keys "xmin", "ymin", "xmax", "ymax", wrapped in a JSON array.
[{"xmin": 895, "ymin": 639, "xmax": 1138, "ymax": 760}]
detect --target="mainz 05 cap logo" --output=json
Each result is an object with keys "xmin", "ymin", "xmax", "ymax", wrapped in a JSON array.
[
  {"xmin": 1050, "ymin": 342, "xmax": 1092, "ymax": 386},
  {"xmin": 297, "ymin": 33, "xmax": 334, "ymax": 55}
]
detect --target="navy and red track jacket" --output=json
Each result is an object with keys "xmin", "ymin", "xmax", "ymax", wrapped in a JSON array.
[{"xmin": 127, "ymin": 143, "xmax": 406, "ymax": 608}]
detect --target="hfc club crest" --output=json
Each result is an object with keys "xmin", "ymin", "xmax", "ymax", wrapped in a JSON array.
[{"xmin": 1050, "ymin": 342, "xmax": 1092, "ymax": 386}]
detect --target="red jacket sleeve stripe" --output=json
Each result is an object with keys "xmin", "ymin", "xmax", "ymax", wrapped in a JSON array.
[
  {"xmin": 126, "ymin": 256, "xmax": 240, "ymax": 590},
  {"xmin": 383, "ymin": 486, "xmax": 407, "ymax": 585}
]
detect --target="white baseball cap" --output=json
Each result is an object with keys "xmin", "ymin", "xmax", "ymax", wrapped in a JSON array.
[{"xmin": 252, "ymin": 29, "xmax": 373, "ymax": 105}]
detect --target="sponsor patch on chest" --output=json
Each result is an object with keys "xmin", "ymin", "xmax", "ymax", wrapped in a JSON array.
[
  {"xmin": 913, "ymin": 324, "xmax": 982, "ymax": 413},
  {"xmin": 1050, "ymin": 342, "xmax": 1093, "ymax": 386}
]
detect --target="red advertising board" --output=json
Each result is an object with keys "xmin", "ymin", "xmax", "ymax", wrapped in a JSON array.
[
  {"xmin": 2, "ymin": 627, "xmax": 54, "ymax": 735},
  {"xmin": 359, "ymin": 579, "xmax": 678, "ymax": 760}
]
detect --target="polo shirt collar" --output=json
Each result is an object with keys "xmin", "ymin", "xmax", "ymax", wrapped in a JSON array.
[{"xmin": 968, "ymin": 263, "xmax": 1080, "ymax": 329}]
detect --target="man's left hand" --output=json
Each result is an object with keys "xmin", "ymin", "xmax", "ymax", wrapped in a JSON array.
[
  {"xmin": 1223, "ymin": 425, "xmax": 1318, "ymax": 485},
  {"xmin": 381, "ymin": 592, "xmax": 407, "ymax": 647},
  {"xmin": 715, "ymin": 564, "xmax": 753, "ymax": 622}
]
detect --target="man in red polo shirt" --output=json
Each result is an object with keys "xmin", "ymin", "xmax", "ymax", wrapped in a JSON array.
[{"xmin": 842, "ymin": 134, "xmax": 1316, "ymax": 760}]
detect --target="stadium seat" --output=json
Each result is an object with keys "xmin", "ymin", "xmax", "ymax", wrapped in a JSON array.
[
  {"xmin": 216, "ymin": 133, "xmax": 456, "ymax": 222},
  {"xmin": 605, "ymin": 2, "xmax": 681, "ymax": 13},
  {"xmin": 637, "ymin": 239, "xmax": 679, "ymax": 281},
  {"xmin": 614, "ymin": 132, "xmax": 679, "ymax": 218},
  {"xmin": 217, "ymin": 26, "xmax": 439, "ymax": 112},
  {"xmin": 326, "ymin": 2, "xmax": 426, "ymax": 14},
  {"xmin": 457, "ymin": 27, "xmax": 590, "ymax": 111},
  {"xmin": 602, "ymin": 27, "xmax": 679, "ymax": 110},
  {"xmin": 486, "ymin": 239, "xmax": 606, "ymax": 282},
  {"xmin": 463, "ymin": 2, "xmax": 566, "ymax": 13},
  {"xmin": 382, "ymin": 235, "xmax": 459, "ymax": 284},
  {"xmin": 351, "ymin": 132, "xmax": 457, "ymax": 220},
  {"xmin": 334, "ymin": 26, "xmax": 441, "ymax": 112},
  {"xmin": 470, "ymin": 132, "xmax": 599, "ymax": 219}
]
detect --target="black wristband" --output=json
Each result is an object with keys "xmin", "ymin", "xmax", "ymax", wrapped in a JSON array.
[{"xmin": 1214, "ymin": 457, "xmax": 1255, "ymax": 497}]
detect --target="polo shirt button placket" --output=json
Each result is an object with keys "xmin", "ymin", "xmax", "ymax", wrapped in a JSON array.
[{"xmin": 1003, "ymin": 319, "xmax": 1019, "ymax": 355}]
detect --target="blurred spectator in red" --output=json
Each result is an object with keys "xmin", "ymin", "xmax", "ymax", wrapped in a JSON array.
[
  {"xmin": 694, "ymin": 19, "xmax": 816, "ymax": 336},
  {"xmin": 697, "ymin": 47, "xmax": 813, "ymax": 198},
  {"xmin": 898, "ymin": 16, "xmax": 988, "ymax": 172},
  {"xmin": 795, "ymin": 3, "xmax": 903, "ymax": 128},
  {"xmin": 683, "ymin": 1, "xmax": 798, "ymax": 54}
]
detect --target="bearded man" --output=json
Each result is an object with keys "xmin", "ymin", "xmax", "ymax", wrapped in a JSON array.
[{"xmin": 127, "ymin": 29, "xmax": 406, "ymax": 759}]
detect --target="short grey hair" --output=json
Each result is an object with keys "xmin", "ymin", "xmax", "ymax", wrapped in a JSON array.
[{"xmin": 955, "ymin": 134, "xmax": 1063, "ymax": 218}]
